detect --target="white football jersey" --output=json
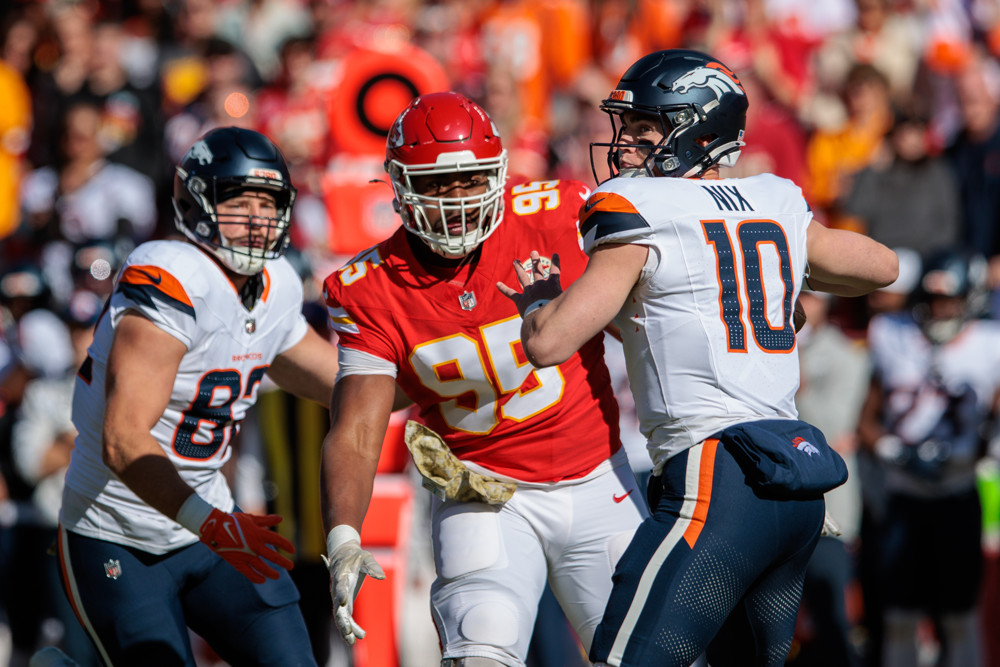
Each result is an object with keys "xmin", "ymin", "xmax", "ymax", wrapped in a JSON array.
[
  {"xmin": 868, "ymin": 312, "xmax": 1000, "ymax": 495},
  {"xmin": 580, "ymin": 174, "xmax": 812, "ymax": 471},
  {"xmin": 61, "ymin": 240, "xmax": 309, "ymax": 554}
]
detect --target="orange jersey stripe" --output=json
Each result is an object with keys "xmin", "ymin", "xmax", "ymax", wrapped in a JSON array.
[
  {"xmin": 261, "ymin": 267, "xmax": 272, "ymax": 302},
  {"xmin": 579, "ymin": 191, "xmax": 642, "ymax": 225},
  {"xmin": 120, "ymin": 265, "xmax": 193, "ymax": 308}
]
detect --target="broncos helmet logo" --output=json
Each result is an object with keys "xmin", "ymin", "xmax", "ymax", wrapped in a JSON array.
[
  {"xmin": 187, "ymin": 140, "xmax": 214, "ymax": 165},
  {"xmin": 670, "ymin": 62, "xmax": 745, "ymax": 101},
  {"xmin": 792, "ymin": 436, "xmax": 820, "ymax": 456}
]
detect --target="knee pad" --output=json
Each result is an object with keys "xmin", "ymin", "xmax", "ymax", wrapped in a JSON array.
[
  {"xmin": 458, "ymin": 600, "xmax": 520, "ymax": 646},
  {"xmin": 437, "ymin": 600, "xmax": 524, "ymax": 667},
  {"xmin": 441, "ymin": 658, "xmax": 509, "ymax": 667}
]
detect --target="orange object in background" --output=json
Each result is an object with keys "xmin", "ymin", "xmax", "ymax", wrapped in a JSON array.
[
  {"xmin": 0, "ymin": 61, "xmax": 31, "ymax": 240},
  {"xmin": 352, "ymin": 408, "xmax": 418, "ymax": 667},
  {"xmin": 321, "ymin": 159, "xmax": 400, "ymax": 257},
  {"xmin": 326, "ymin": 46, "xmax": 449, "ymax": 158},
  {"xmin": 377, "ymin": 409, "xmax": 414, "ymax": 475},
  {"xmin": 352, "ymin": 474, "xmax": 415, "ymax": 667},
  {"xmin": 321, "ymin": 44, "xmax": 449, "ymax": 257}
]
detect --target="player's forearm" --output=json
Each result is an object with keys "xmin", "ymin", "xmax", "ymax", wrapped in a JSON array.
[
  {"xmin": 269, "ymin": 327, "xmax": 339, "ymax": 406},
  {"xmin": 38, "ymin": 433, "xmax": 75, "ymax": 478},
  {"xmin": 521, "ymin": 289, "xmax": 616, "ymax": 367},
  {"xmin": 272, "ymin": 369, "xmax": 335, "ymax": 407},
  {"xmin": 104, "ymin": 429, "xmax": 197, "ymax": 521},
  {"xmin": 520, "ymin": 301, "xmax": 573, "ymax": 368},
  {"xmin": 320, "ymin": 428, "xmax": 382, "ymax": 534},
  {"xmin": 804, "ymin": 277, "xmax": 877, "ymax": 297},
  {"xmin": 806, "ymin": 227, "xmax": 899, "ymax": 294}
]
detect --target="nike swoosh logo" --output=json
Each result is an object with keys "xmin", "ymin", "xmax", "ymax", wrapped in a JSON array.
[
  {"xmin": 583, "ymin": 196, "xmax": 606, "ymax": 214},
  {"xmin": 222, "ymin": 519, "xmax": 241, "ymax": 546},
  {"xmin": 136, "ymin": 268, "xmax": 163, "ymax": 285},
  {"xmin": 613, "ymin": 490, "xmax": 633, "ymax": 503}
]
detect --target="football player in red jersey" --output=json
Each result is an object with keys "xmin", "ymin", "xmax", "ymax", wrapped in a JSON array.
[{"xmin": 320, "ymin": 92, "xmax": 648, "ymax": 665}]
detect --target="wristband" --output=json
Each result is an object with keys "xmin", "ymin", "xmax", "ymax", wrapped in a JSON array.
[
  {"xmin": 523, "ymin": 299, "xmax": 550, "ymax": 316},
  {"xmin": 326, "ymin": 524, "xmax": 362, "ymax": 556},
  {"xmin": 175, "ymin": 493, "xmax": 215, "ymax": 534}
]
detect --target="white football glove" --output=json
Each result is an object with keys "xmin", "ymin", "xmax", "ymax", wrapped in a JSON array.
[{"xmin": 322, "ymin": 525, "xmax": 385, "ymax": 645}]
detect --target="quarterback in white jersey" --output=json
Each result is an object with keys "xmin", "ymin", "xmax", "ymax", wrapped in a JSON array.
[
  {"xmin": 579, "ymin": 173, "xmax": 811, "ymax": 470},
  {"xmin": 500, "ymin": 49, "xmax": 897, "ymax": 667},
  {"xmin": 57, "ymin": 128, "xmax": 338, "ymax": 666}
]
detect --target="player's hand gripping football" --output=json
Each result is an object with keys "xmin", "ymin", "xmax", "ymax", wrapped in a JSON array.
[
  {"xmin": 496, "ymin": 250, "xmax": 562, "ymax": 317},
  {"xmin": 198, "ymin": 508, "xmax": 296, "ymax": 584},
  {"xmin": 323, "ymin": 526, "xmax": 385, "ymax": 645}
]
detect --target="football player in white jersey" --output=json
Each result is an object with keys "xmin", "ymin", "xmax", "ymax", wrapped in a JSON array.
[
  {"xmin": 57, "ymin": 127, "xmax": 339, "ymax": 666},
  {"xmin": 499, "ymin": 49, "xmax": 899, "ymax": 666},
  {"xmin": 858, "ymin": 249, "xmax": 1000, "ymax": 667}
]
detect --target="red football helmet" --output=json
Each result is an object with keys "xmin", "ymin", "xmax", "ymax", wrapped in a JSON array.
[{"xmin": 384, "ymin": 92, "xmax": 508, "ymax": 257}]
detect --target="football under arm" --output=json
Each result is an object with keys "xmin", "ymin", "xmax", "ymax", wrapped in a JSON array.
[
  {"xmin": 321, "ymin": 373, "xmax": 397, "ymax": 536},
  {"xmin": 268, "ymin": 325, "xmax": 340, "ymax": 407},
  {"xmin": 805, "ymin": 223, "xmax": 899, "ymax": 297},
  {"xmin": 521, "ymin": 243, "xmax": 647, "ymax": 367},
  {"xmin": 102, "ymin": 312, "xmax": 199, "ymax": 520}
]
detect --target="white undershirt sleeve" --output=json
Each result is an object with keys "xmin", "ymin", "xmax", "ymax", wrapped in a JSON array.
[{"xmin": 336, "ymin": 346, "xmax": 398, "ymax": 382}]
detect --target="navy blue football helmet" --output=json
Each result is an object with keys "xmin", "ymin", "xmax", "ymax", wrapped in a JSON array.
[
  {"xmin": 913, "ymin": 247, "xmax": 989, "ymax": 343},
  {"xmin": 592, "ymin": 49, "xmax": 749, "ymax": 180},
  {"xmin": 173, "ymin": 127, "xmax": 296, "ymax": 275}
]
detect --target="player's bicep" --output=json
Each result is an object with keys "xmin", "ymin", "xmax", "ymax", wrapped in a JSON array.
[
  {"xmin": 328, "ymin": 373, "xmax": 397, "ymax": 463},
  {"xmin": 104, "ymin": 312, "xmax": 186, "ymax": 456},
  {"xmin": 805, "ymin": 223, "xmax": 898, "ymax": 296}
]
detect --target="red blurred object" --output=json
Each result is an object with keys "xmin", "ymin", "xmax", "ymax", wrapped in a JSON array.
[
  {"xmin": 326, "ymin": 47, "xmax": 449, "ymax": 157},
  {"xmin": 353, "ymin": 474, "xmax": 415, "ymax": 667}
]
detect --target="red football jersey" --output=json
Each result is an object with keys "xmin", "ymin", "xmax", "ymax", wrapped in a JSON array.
[{"xmin": 323, "ymin": 179, "xmax": 621, "ymax": 482}]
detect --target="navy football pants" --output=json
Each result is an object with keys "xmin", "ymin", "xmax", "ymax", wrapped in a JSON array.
[
  {"xmin": 57, "ymin": 527, "xmax": 317, "ymax": 666},
  {"xmin": 590, "ymin": 439, "xmax": 824, "ymax": 667}
]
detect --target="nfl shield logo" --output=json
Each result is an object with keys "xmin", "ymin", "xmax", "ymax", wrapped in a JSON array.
[
  {"xmin": 104, "ymin": 558, "xmax": 122, "ymax": 580},
  {"xmin": 459, "ymin": 292, "xmax": 477, "ymax": 311},
  {"xmin": 244, "ymin": 318, "xmax": 256, "ymax": 334}
]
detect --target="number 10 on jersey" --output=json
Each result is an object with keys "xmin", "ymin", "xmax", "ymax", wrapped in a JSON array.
[{"xmin": 702, "ymin": 220, "xmax": 796, "ymax": 353}]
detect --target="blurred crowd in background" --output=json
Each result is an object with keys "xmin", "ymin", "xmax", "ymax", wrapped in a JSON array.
[{"xmin": 2, "ymin": 0, "xmax": 1000, "ymax": 665}]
